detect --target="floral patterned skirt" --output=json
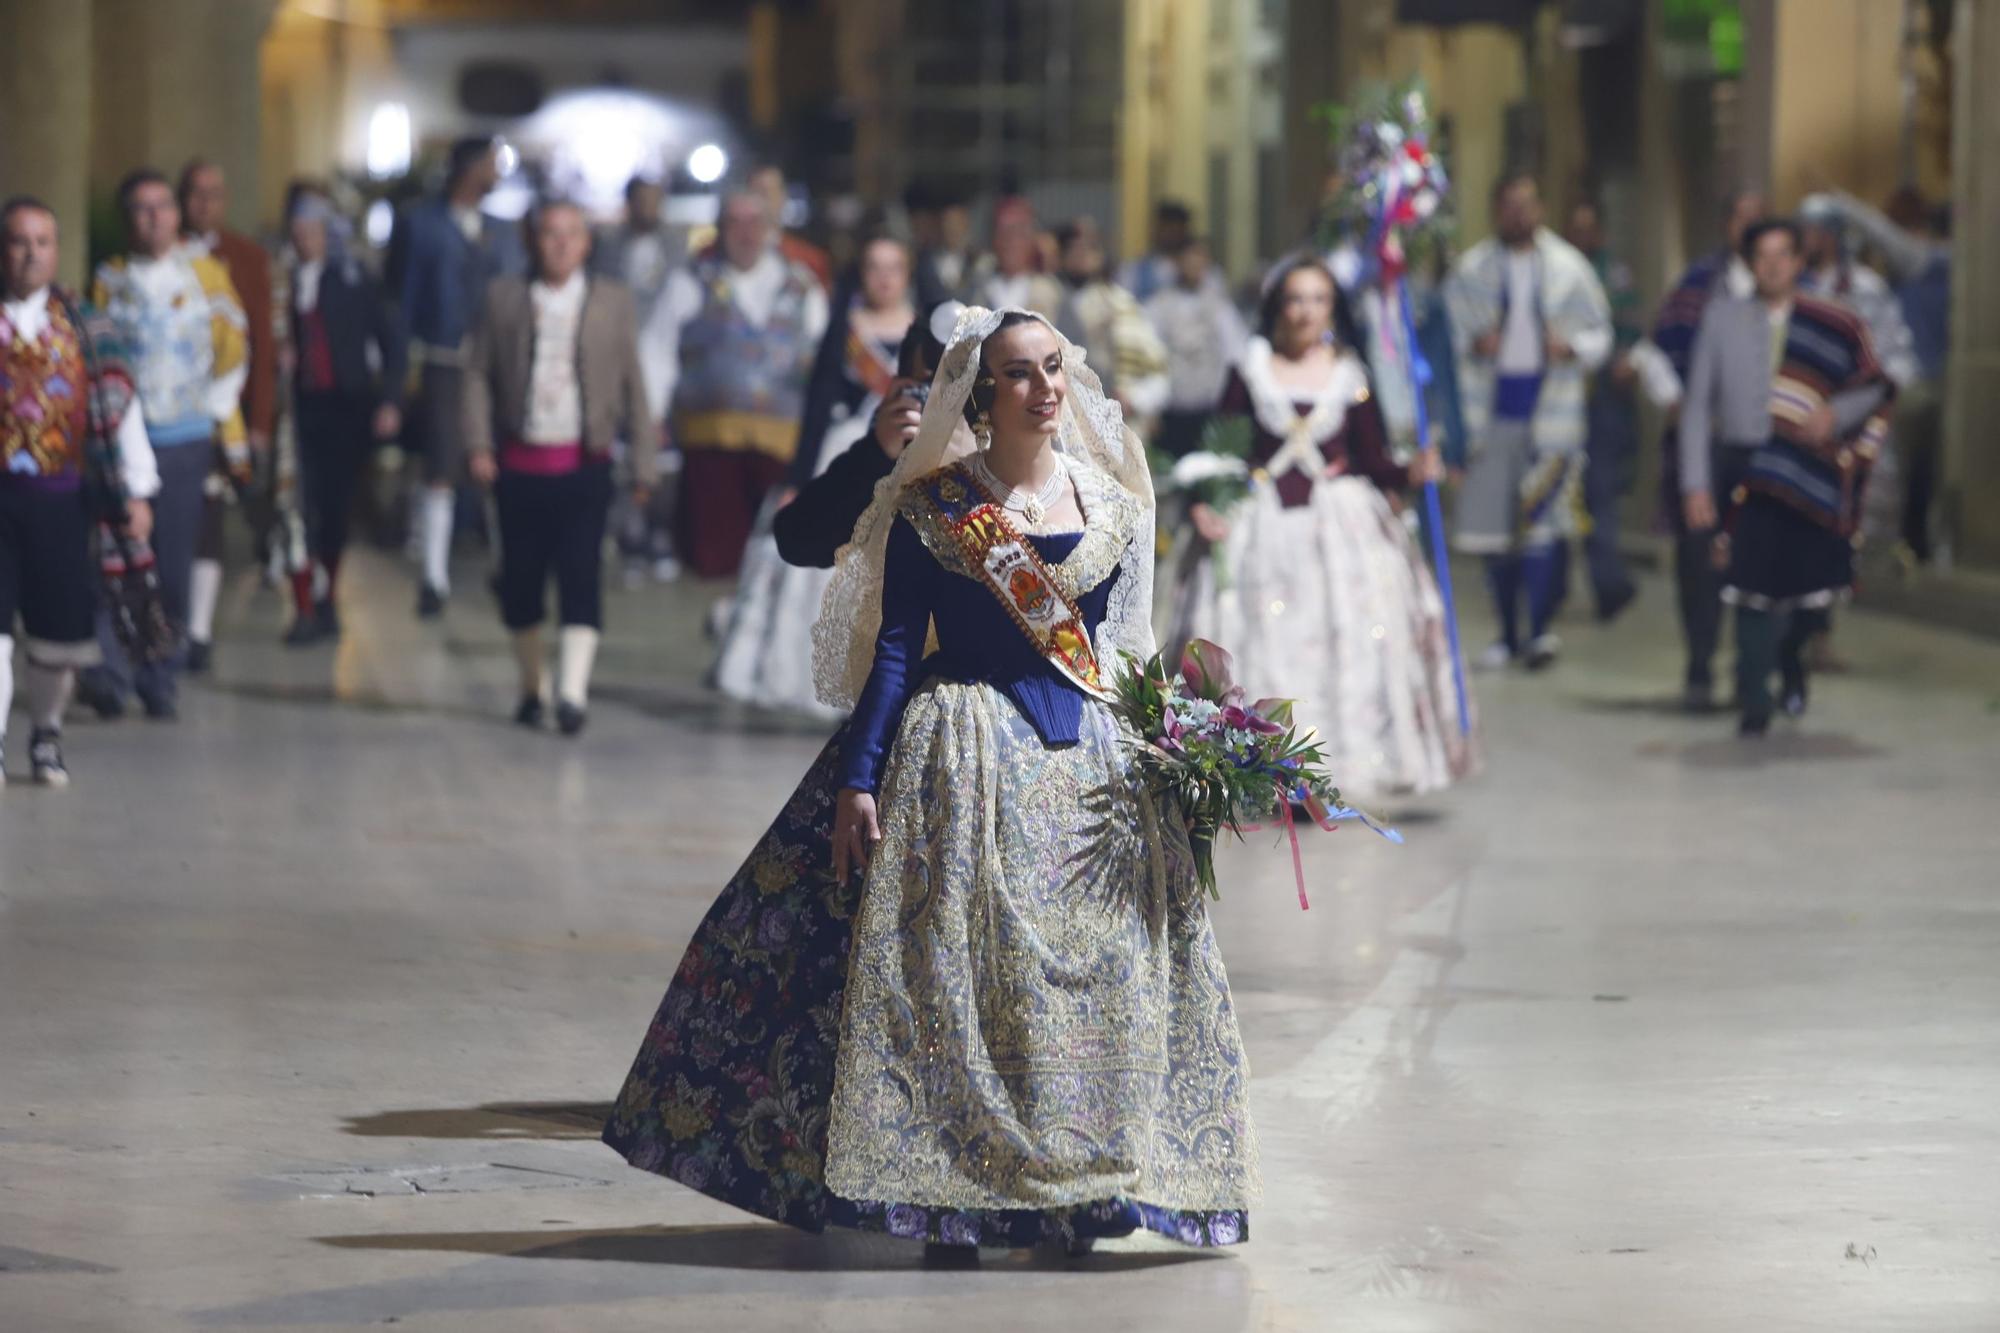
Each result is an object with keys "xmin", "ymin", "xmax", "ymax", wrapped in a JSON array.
[{"xmin": 602, "ymin": 685, "xmax": 1260, "ymax": 1249}]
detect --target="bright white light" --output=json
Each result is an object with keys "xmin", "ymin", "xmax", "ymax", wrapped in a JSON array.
[
  {"xmin": 502, "ymin": 89, "xmax": 730, "ymax": 214},
  {"xmin": 365, "ymin": 199, "xmax": 395, "ymax": 248},
  {"xmin": 494, "ymin": 140, "xmax": 520, "ymax": 178},
  {"xmin": 366, "ymin": 103, "xmax": 412, "ymax": 180},
  {"xmin": 688, "ymin": 143, "xmax": 728, "ymax": 185}
]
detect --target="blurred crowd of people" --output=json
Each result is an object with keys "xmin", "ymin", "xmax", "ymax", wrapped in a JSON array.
[{"xmin": 0, "ymin": 129, "xmax": 1947, "ymax": 784}]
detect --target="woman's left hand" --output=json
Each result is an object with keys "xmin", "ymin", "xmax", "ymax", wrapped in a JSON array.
[
  {"xmin": 832, "ymin": 788, "xmax": 881, "ymax": 885},
  {"xmin": 1411, "ymin": 446, "xmax": 1444, "ymax": 485}
]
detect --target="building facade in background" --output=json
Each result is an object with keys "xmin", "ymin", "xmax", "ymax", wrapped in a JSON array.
[{"xmin": 0, "ymin": 0, "xmax": 1990, "ymax": 567}]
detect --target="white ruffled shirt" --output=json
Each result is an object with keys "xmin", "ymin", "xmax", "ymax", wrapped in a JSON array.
[
  {"xmin": 524, "ymin": 271, "xmax": 587, "ymax": 445},
  {"xmin": 2, "ymin": 287, "xmax": 160, "ymax": 498}
]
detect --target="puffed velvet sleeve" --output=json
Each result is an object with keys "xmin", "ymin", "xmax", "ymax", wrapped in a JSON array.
[
  {"xmin": 836, "ymin": 515, "xmax": 937, "ymax": 794},
  {"xmin": 1343, "ymin": 386, "xmax": 1411, "ymax": 494}
]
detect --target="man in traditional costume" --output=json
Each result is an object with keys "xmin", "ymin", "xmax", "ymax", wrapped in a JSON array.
[
  {"xmin": 77, "ymin": 169, "xmax": 246, "ymax": 721},
  {"xmin": 393, "ymin": 136, "xmax": 526, "ymax": 618},
  {"xmin": 1445, "ymin": 172, "xmax": 1613, "ymax": 672},
  {"xmin": 177, "ymin": 159, "xmax": 280, "ymax": 670},
  {"xmin": 1677, "ymin": 218, "xmax": 1893, "ymax": 736},
  {"xmin": 641, "ymin": 187, "xmax": 828, "ymax": 579},
  {"xmin": 1623, "ymin": 189, "xmax": 1763, "ymax": 710},
  {"xmin": 465, "ymin": 201, "xmax": 656, "ymax": 737},
  {"xmin": 1, "ymin": 197, "xmax": 159, "ymax": 783}
]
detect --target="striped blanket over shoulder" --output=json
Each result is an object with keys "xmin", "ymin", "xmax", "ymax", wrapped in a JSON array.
[{"xmin": 1744, "ymin": 294, "xmax": 1895, "ymax": 537}]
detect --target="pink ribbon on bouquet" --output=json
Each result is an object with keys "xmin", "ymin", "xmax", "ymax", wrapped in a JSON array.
[{"xmin": 1233, "ymin": 790, "xmax": 1402, "ymax": 911}]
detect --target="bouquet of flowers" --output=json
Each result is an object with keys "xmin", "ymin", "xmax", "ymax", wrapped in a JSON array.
[
  {"xmin": 1167, "ymin": 450, "xmax": 1250, "ymax": 514},
  {"xmin": 1160, "ymin": 415, "xmax": 1254, "ymax": 514},
  {"xmin": 1109, "ymin": 639, "xmax": 1399, "ymax": 903},
  {"xmin": 1314, "ymin": 80, "xmax": 1454, "ymax": 275}
]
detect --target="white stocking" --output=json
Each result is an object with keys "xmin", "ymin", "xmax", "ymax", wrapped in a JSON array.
[
  {"xmin": 422, "ymin": 488, "xmax": 455, "ymax": 593},
  {"xmin": 0, "ymin": 635, "xmax": 14, "ymax": 739},
  {"xmin": 188, "ymin": 558, "xmax": 223, "ymax": 643},
  {"xmin": 557, "ymin": 625, "xmax": 599, "ymax": 708}
]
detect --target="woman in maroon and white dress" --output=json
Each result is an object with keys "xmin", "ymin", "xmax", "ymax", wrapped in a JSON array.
[{"xmin": 1184, "ymin": 255, "xmax": 1477, "ymax": 798}]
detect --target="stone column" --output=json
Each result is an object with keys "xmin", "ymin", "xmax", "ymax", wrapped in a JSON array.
[
  {"xmin": 1944, "ymin": 0, "xmax": 2000, "ymax": 566},
  {"xmin": 1280, "ymin": 0, "xmax": 1344, "ymax": 247},
  {"xmin": 91, "ymin": 0, "xmax": 280, "ymax": 235},
  {"xmin": 0, "ymin": 0, "xmax": 95, "ymax": 287}
]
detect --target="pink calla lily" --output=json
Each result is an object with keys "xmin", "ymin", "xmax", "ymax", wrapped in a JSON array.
[
  {"xmin": 1178, "ymin": 639, "xmax": 1237, "ymax": 703},
  {"xmin": 1252, "ymin": 697, "xmax": 1296, "ymax": 728}
]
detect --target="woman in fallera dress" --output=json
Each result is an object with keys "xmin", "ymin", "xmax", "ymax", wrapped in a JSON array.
[
  {"xmin": 604, "ymin": 307, "xmax": 1260, "ymax": 1261},
  {"xmin": 1182, "ymin": 255, "xmax": 1477, "ymax": 798}
]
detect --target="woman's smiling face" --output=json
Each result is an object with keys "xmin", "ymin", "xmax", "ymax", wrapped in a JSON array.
[{"xmin": 981, "ymin": 319, "xmax": 1066, "ymax": 441}]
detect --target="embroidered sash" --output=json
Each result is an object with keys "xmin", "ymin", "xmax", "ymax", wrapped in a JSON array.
[
  {"xmin": 916, "ymin": 466, "xmax": 1106, "ymax": 697},
  {"xmin": 844, "ymin": 322, "xmax": 900, "ymax": 401}
]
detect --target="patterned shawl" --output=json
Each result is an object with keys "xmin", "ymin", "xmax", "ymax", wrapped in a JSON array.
[
  {"xmin": 1744, "ymin": 294, "xmax": 1895, "ymax": 535},
  {"xmin": 48, "ymin": 288, "xmax": 139, "ymax": 507},
  {"xmin": 1445, "ymin": 227, "xmax": 1611, "ymax": 455}
]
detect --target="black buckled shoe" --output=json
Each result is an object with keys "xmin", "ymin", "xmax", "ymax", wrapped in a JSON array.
[
  {"xmin": 921, "ymin": 1242, "xmax": 980, "ymax": 1269},
  {"xmin": 29, "ymin": 728, "xmax": 69, "ymax": 788}
]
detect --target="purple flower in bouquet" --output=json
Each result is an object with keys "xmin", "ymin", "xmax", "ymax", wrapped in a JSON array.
[{"xmin": 1221, "ymin": 703, "xmax": 1283, "ymax": 736}]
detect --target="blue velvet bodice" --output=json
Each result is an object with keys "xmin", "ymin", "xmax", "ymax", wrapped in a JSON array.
[{"xmin": 839, "ymin": 516, "xmax": 1119, "ymax": 793}]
